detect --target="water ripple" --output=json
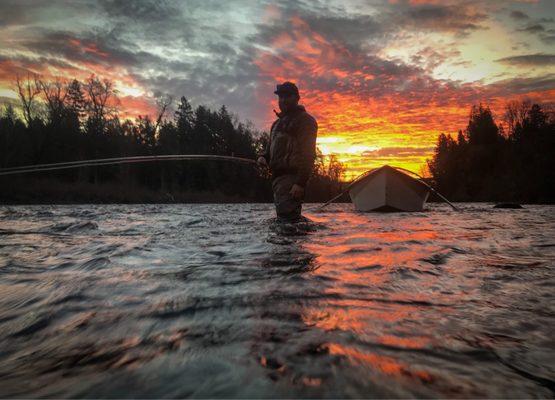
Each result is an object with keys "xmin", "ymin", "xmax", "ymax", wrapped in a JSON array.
[{"xmin": 0, "ymin": 203, "xmax": 553, "ymax": 398}]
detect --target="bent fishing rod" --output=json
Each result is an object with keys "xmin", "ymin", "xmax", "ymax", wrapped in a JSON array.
[
  {"xmin": 0, "ymin": 156, "xmax": 457, "ymax": 210},
  {"xmin": 0, "ymin": 154, "xmax": 257, "ymax": 176}
]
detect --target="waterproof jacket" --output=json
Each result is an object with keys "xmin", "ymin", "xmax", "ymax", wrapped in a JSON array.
[{"xmin": 260, "ymin": 104, "xmax": 318, "ymax": 187}]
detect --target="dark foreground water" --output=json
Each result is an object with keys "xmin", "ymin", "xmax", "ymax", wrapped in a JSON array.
[{"xmin": 0, "ymin": 203, "xmax": 554, "ymax": 398}]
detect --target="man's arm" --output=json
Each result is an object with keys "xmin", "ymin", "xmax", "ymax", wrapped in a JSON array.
[
  {"xmin": 257, "ymin": 121, "xmax": 277, "ymax": 162},
  {"xmin": 294, "ymin": 116, "xmax": 318, "ymax": 187}
]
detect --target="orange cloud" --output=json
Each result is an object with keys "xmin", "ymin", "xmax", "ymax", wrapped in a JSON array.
[
  {"xmin": 1, "ymin": 6, "xmax": 553, "ymax": 181},
  {"xmin": 68, "ymin": 38, "xmax": 110, "ymax": 59},
  {"xmin": 0, "ymin": 35, "xmax": 156, "ymax": 122},
  {"xmin": 254, "ymin": 14, "xmax": 554, "ymax": 179},
  {"xmin": 117, "ymin": 95, "xmax": 158, "ymax": 120}
]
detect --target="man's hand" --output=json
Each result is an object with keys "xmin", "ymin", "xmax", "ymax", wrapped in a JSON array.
[
  {"xmin": 289, "ymin": 183, "xmax": 304, "ymax": 200},
  {"xmin": 257, "ymin": 156, "xmax": 268, "ymax": 167}
]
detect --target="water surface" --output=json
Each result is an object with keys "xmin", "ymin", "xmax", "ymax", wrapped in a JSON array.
[{"xmin": 0, "ymin": 203, "xmax": 554, "ymax": 398}]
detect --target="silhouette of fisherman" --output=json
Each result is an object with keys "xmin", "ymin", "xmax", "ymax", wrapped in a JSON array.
[{"xmin": 257, "ymin": 82, "xmax": 318, "ymax": 222}]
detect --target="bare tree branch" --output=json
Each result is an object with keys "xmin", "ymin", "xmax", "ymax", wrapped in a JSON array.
[
  {"xmin": 37, "ymin": 78, "xmax": 69, "ymax": 125},
  {"xmin": 154, "ymin": 94, "xmax": 173, "ymax": 133},
  {"xmin": 15, "ymin": 74, "xmax": 41, "ymax": 126}
]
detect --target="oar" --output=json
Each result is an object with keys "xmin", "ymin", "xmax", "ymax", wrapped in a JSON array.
[{"xmin": 391, "ymin": 166, "xmax": 459, "ymax": 211}]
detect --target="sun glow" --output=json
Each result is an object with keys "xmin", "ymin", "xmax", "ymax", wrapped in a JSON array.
[
  {"xmin": 0, "ymin": 1, "xmax": 553, "ymax": 182},
  {"xmin": 116, "ymin": 85, "xmax": 145, "ymax": 97}
]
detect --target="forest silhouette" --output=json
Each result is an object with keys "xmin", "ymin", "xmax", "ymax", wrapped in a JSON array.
[
  {"xmin": 1, "ymin": 75, "xmax": 553, "ymax": 204},
  {"xmin": 0, "ymin": 75, "xmax": 344, "ymax": 203},
  {"xmin": 427, "ymin": 101, "xmax": 554, "ymax": 203}
]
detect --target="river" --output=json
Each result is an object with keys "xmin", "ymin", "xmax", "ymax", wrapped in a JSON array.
[{"xmin": 0, "ymin": 203, "xmax": 553, "ymax": 398}]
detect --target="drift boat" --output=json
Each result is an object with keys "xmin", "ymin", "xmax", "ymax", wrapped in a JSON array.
[{"xmin": 348, "ymin": 165, "xmax": 430, "ymax": 212}]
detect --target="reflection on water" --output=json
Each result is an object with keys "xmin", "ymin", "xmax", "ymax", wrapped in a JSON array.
[{"xmin": 0, "ymin": 203, "xmax": 554, "ymax": 398}]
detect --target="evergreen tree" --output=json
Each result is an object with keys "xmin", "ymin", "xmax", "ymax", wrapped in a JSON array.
[
  {"xmin": 174, "ymin": 96, "xmax": 194, "ymax": 153},
  {"xmin": 466, "ymin": 104, "xmax": 499, "ymax": 146},
  {"xmin": 66, "ymin": 79, "xmax": 87, "ymax": 128}
]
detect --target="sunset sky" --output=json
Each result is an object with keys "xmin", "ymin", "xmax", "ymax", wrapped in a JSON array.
[{"xmin": 1, "ymin": 0, "xmax": 554, "ymax": 178}]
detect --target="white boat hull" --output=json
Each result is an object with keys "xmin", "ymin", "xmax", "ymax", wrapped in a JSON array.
[{"xmin": 348, "ymin": 166, "xmax": 430, "ymax": 212}]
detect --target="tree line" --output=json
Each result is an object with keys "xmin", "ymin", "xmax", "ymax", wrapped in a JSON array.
[
  {"xmin": 427, "ymin": 101, "xmax": 555, "ymax": 203},
  {"xmin": 0, "ymin": 75, "xmax": 345, "ymax": 203}
]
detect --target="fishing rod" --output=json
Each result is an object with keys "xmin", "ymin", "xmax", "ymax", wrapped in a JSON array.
[
  {"xmin": 1, "ymin": 156, "xmax": 457, "ymax": 211},
  {"xmin": 0, "ymin": 154, "xmax": 257, "ymax": 176}
]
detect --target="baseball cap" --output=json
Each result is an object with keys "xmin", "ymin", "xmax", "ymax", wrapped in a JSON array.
[{"xmin": 274, "ymin": 81, "xmax": 299, "ymax": 96}]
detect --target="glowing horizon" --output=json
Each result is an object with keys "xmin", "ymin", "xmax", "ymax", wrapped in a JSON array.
[{"xmin": 0, "ymin": 0, "xmax": 553, "ymax": 179}]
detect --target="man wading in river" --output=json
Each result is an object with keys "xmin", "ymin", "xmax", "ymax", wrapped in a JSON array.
[{"xmin": 257, "ymin": 81, "xmax": 318, "ymax": 222}]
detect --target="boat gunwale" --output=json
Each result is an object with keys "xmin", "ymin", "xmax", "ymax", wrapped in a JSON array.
[{"xmin": 348, "ymin": 165, "xmax": 429, "ymax": 192}]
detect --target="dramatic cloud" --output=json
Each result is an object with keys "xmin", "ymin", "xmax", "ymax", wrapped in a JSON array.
[
  {"xmin": 510, "ymin": 10, "xmax": 530, "ymax": 20},
  {"xmin": 398, "ymin": 3, "xmax": 489, "ymax": 37},
  {"xmin": 540, "ymin": 30, "xmax": 555, "ymax": 44},
  {"xmin": 496, "ymin": 53, "xmax": 555, "ymax": 66},
  {"xmin": 518, "ymin": 23, "xmax": 546, "ymax": 33},
  {"xmin": 0, "ymin": 0, "xmax": 554, "ymax": 177}
]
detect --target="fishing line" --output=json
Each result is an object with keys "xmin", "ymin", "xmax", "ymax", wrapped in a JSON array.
[
  {"xmin": 0, "ymin": 157, "xmax": 457, "ymax": 211},
  {"xmin": 0, "ymin": 154, "xmax": 257, "ymax": 176}
]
